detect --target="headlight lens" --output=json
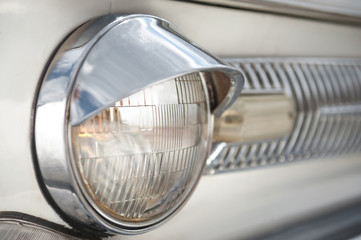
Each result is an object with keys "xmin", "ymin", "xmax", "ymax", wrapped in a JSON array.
[{"xmin": 71, "ymin": 73, "xmax": 211, "ymax": 223}]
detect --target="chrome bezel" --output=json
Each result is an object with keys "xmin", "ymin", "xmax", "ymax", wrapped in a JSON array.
[{"xmin": 33, "ymin": 14, "xmax": 244, "ymax": 234}]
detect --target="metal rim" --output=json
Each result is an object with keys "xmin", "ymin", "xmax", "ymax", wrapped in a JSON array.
[{"xmin": 33, "ymin": 14, "xmax": 244, "ymax": 234}]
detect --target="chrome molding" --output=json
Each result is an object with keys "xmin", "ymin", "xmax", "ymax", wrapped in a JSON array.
[
  {"xmin": 191, "ymin": 0, "xmax": 361, "ymax": 24},
  {"xmin": 248, "ymin": 200, "xmax": 361, "ymax": 240},
  {"xmin": 33, "ymin": 14, "xmax": 243, "ymax": 234},
  {"xmin": 206, "ymin": 57, "xmax": 361, "ymax": 174}
]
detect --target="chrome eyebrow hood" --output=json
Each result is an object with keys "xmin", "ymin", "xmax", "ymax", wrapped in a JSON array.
[{"xmin": 38, "ymin": 14, "xmax": 244, "ymax": 126}]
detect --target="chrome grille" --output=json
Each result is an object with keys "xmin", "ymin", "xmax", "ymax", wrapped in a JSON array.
[{"xmin": 206, "ymin": 58, "xmax": 361, "ymax": 174}]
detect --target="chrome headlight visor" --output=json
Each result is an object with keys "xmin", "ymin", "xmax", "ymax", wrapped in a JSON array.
[{"xmin": 33, "ymin": 14, "xmax": 244, "ymax": 234}]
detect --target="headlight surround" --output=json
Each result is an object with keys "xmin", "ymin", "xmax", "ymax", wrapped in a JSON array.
[{"xmin": 33, "ymin": 14, "xmax": 244, "ymax": 234}]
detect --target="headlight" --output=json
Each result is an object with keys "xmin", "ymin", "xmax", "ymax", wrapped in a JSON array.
[
  {"xmin": 33, "ymin": 15, "xmax": 244, "ymax": 234},
  {"xmin": 71, "ymin": 73, "xmax": 211, "ymax": 225}
]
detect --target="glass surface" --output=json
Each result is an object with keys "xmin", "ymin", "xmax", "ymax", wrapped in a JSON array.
[
  {"xmin": 71, "ymin": 73, "xmax": 210, "ymax": 222},
  {"xmin": 0, "ymin": 221, "xmax": 78, "ymax": 240}
]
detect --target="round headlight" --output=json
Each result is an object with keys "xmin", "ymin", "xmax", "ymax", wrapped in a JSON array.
[
  {"xmin": 71, "ymin": 73, "xmax": 211, "ymax": 226},
  {"xmin": 33, "ymin": 14, "xmax": 244, "ymax": 234}
]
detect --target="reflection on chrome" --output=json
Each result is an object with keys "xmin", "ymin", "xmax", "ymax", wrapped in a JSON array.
[
  {"xmin": 34, "ymin": 14, "xmax": 244, "ymax": 234},
  {"xmin": 207, "ymin": 58, "xmax": 361, "ymax": 174}
]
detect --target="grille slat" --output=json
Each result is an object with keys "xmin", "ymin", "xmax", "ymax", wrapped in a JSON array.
[
  {"xmin": 254, "ymin": 63, "xmax": 272, "ymax": 89},
  {"xmin": 348, "ymin": 116, "xmax": 361, "ymax": 152},
  {"xmin": 264, "ymin": 63, "xmax": 282, "ymax": 89},
  {"xmin": 300, "ymin": 64, "xmax": 320, "ymax": 152},
  {"xmin": 293, "ymin": 64, "xmax": 314, "ymax": 155},
  {"xmin": 206, "ymin": 58, "xmax": 361, "ymax": 174},
  {"xmin": 284, "ymin": 64, "xmax": 305, "ymax": 157}
]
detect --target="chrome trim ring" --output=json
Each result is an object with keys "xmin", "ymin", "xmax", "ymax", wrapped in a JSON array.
[{"xmin": 33, "ymin": 14, "xmax": 244, "ymax": 234}]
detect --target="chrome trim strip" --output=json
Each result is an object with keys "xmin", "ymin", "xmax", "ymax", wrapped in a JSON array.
[
  {"xmin": 190, "ymin": 0, "xmax": 361, "ymax": 24},
  {"xmin": 248, "ymin": 200, "xmax": 361, "ymax": 240},
  {"xmin": 206, "ymin": 57, "xmax": 361, "ymax": 174}
]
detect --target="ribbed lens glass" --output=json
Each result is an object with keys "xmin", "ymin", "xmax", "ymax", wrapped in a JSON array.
[
  {"xmin": 0, "ymin": 221, "xmax": 79, "ymax": 240},
  {"xmin": 70, "ymin": 73, "xmax": 210, "ymax": 223}
]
